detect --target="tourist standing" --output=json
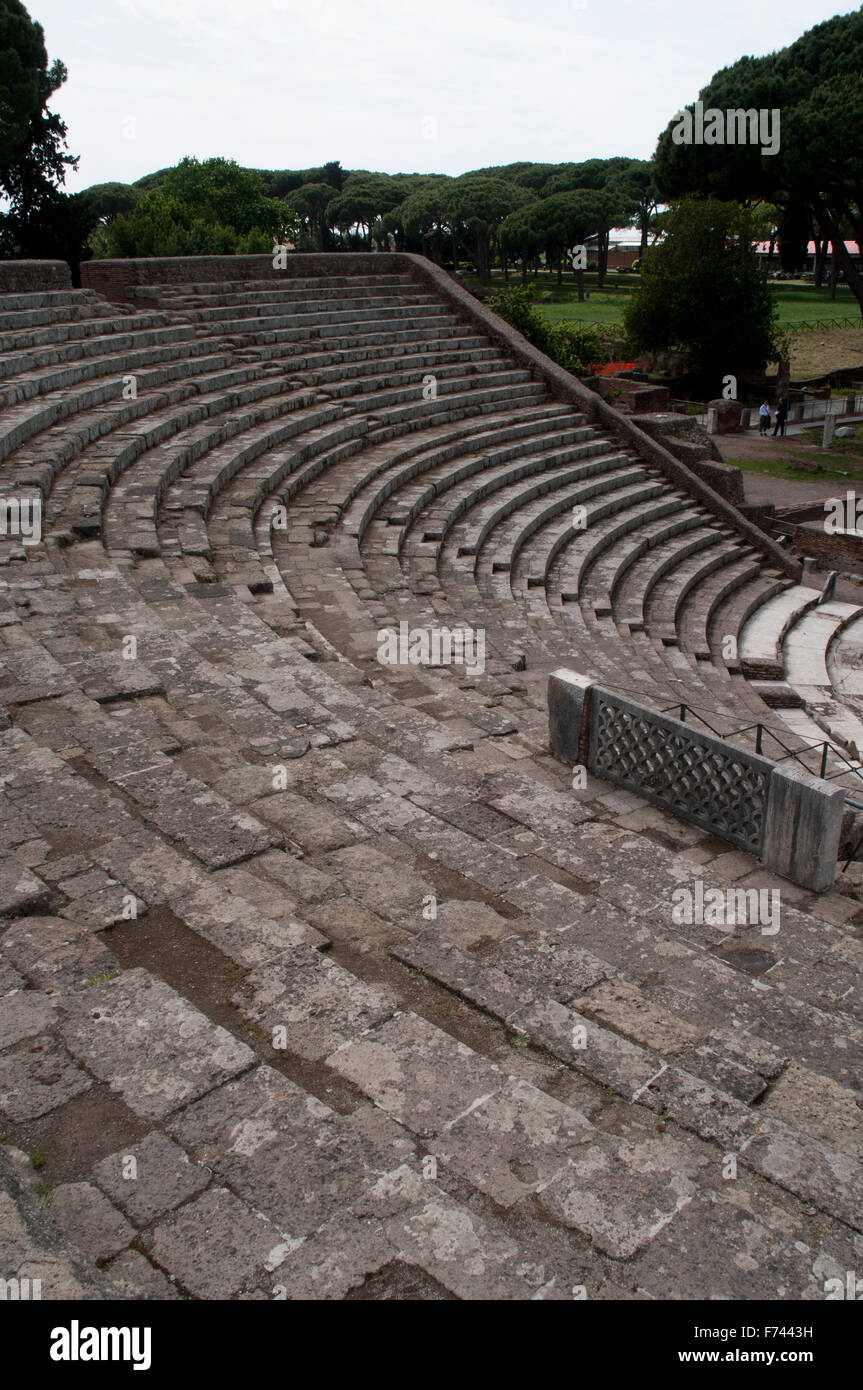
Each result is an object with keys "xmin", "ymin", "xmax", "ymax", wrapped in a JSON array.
[
  {"xmin": 773, "ymin": 397, "xmax": 789, "ymax": 438},
  {"xmin": 759, "ymin": 401, "xmax": 771, "ymax": 435}
]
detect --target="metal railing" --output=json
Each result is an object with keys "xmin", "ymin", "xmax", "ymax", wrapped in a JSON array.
[
  {"xmin": 664, "ymin": 700, "xmax": 863, "ymax": 793},
  {"xmin": 785, "ymin": 315, "xmax": 860, "ymax": 333}
]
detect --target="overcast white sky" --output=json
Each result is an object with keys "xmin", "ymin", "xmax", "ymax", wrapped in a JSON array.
[{"xmin": 27, "ymin": 0, "xmax": 861, "ymax": 192}]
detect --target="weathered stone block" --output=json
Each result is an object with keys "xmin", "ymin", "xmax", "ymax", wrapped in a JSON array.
[
  {"xmin": 547, "ymin": 668, "xmax": 593, "ymax": 764},
  {"xmin": 761, "ymin": 763, "xmax": 845, "ymax": 892}
]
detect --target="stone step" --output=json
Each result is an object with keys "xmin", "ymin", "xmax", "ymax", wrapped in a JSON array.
[
  {"xmin": 784, "ymin": 600, "xmax": 863, "ymax": 694},
  {"xmin": 738, "ymin": 584, "xmax": 823, "ymax": 679}
]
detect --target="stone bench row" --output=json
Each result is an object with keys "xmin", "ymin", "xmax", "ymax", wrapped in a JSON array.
[
  {"xmin": 0, "ymin": 320, "xmax": 201, "ymax": 384},
  {"xmin": 58, "ymin": 374, "xmax": 317, "ymax": 538},
  {"xmin": 0, "ymin": 346, "xmax": 238, "ymax": 466},
  {"xmin": 365, "ymin": 432, "xmax": 609, "ymax": 560},
  {"xmin": 183, "ymin": 292, "xmax": 444, "ymax": 324},
  {"xmin": 0, "ymin": 330, "xmax": 232, "ymax": 412},
  {"xmin": 191, "ymin": 399, "xmax": 568, "ymax": 587},
  {"xmin": 0, "ymin": 306, "xmax": 180, "ymax": 358},
  {"xmin": 0, "ymin": 297, "xmax": 131, "ymax": 334},
  {"xmin": 24, "ymin": 329, "xmax": 498, "ymax": 510}
]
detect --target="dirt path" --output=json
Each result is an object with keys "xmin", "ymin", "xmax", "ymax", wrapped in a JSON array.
[{"xmin": 717, "ymin": 429, "xmax": 863, "ymax": 504}]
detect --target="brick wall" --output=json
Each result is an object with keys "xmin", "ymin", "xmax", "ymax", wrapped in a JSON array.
[
  {"xmin": 0, "ymin": 260, "xmax": 72, "ymax": 292},
  {"xmin": 790, "ymin": 522, "xmax": 863, "ymax": 576}
]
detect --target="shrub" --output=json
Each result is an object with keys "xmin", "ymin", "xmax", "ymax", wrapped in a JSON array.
[
  {"xmin": 488, "ymin": 286, "xmax": 603, "ymax": 376},
  {"xmin": 547, "ymin": 320, "xmax": 602, "ymax": 375},
  {"xmin": 487, "ymin": 285, "xmax": 552, "ymax": 355}
]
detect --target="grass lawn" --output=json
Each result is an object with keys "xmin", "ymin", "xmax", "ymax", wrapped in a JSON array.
[
  {"xmin": 770, "ymin": 282, "xmax": 858, "ymax": 327},
  {"xmin": 476, "ymin": 271, "xmax": 637, "ymax": 328},
  {"xmin": 788, "ymin": 326, "xmax": 863, "ymax": 379},
  {"xmin": 471, "ymin": 270, "xmax": 859, "ymax": 328},
  {"xmin": 729, "ymin": 455, "xmax": 863, "ymax": 483}
]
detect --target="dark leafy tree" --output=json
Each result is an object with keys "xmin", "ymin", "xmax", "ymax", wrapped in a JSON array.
[
  {"xmin": 0, "ymin": 0, "xmax": 78, "ymax": 257},
  {"xmin": 776, "ymin": 202, "xmax": 811, "ymax": 273},
  {"xmin": 393, "ymin": 178, "xmax": 454, "ymax": 260},
  {"xmin": 326, "ymin": 173, "xmax": 409, "ymax": 246},
  {"xmin": 291, "ymin": 182, "xmax": 338, "ymax": 250},
  {"xmin": 623, "ymin": 198, "xmax": 778, "ymax": 387},
  {"xmin": 102, "ymin": 158, "xmax": 289, "ymax": 258},
  {"xmin": 653, "ymin": 10, "xmax": 863, "ymax": 319},
  {"xmin": 498, "ymin": 202, "xmax": 545, "ymax": 281},
  {"xmin": 445, "ymin": 176, "xmax": 533, "ymax": 282},
  {"xmin": 76, "ymin": 181, "xmax": 140, "ymax": 225},
  {"xmin": 613, "ymin": 159, "xmax": 660, "ymax": 256},
  {"xmin": 502, "ymin": 189, "xmax": 615, "ymax": 297},
  {"xmin": 544, "ymin": 159, "xmax": 641, "ymax": 282}
]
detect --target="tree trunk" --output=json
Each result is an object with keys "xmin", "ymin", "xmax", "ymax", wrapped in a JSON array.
[
  {"xmin": 816, "ymin": 205, "xmax": 863, "ymax": 323},
  {"xmin": 814, "ymin": 237, "xmax": 828, "ymax": 287},
  {"xmin": 476, "ymin": 229, "xmax": 490, "ymax": 284},
  {"xmin": 829, "ymin": 232, "xmax": 863, "ymax": 316},
  {"xmin": 598, "ymin": 231, "xmax": 609, "ymax": 288},
  {"xmin": 557, "ymin": 250, "xmax": 563, "ymax": 286},
  {"xmin": 640, "ymin": 216, "xmax": 648, "ymax": 257},
  {"xmin": 521, "ymin": 246, "xmax": 528, "ymax": 284}
]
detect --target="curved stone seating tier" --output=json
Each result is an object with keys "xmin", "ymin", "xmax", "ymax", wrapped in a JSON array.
[
  {"xmin": 577, "ymin": 510, "xmax": 716, "ymax": 620},
  {"xmin": 0, "ymin": 345, "xmax": 237, "ymax": 466},
  {"xmin": 0, "ymin": 305, "xmax": 175, "ymax": 350},
  {"xmin": 780, "ymin": 600, "xmax": 861, "ymax": 693},
  {"xmin": 137, "ymin": 271, "xmax": 421, "ymax": 300},
  {"xmin": 767, "ymin": 600, "xmax": 863, "ymax": 757},
  {"xmin": 250, "ymin": 405, "xmax": 573, "ymax": 575},
  {"xmin": 432, "ymin": 449, "xmax": 634, "ymax": 570},
  {"xmin": 349, "ymin": 409, "xmax": 583, "ymax": 544},
  {"xmin": 0, "ymin": 314, "xmax": 188, "ymax": 379},
  {"xmin": 182, "ymin": 293, "xmax": 445, "ymax": 324},
  {"xmin": 0, "ymin": 288, "xmax": 106, "ymax": 314},
  {"xmin": 710, "ymin": 573, "xmax": 790, "ymax": 666},
  {"xmin": 335, "ymin": 441, "xmax": 759, "ymax": 722},
  {"xmin": 38, "ymin": 347, "xmax": 516, "ymax": 536},
  {"xmin": 547, "ymin": 487, "xmax": 680, "ymax": 603},
  {"xmin": 204, "ymin": 414, "xmax": 571, "ymax": 591},
  {"xmin": 290, "ymin": 340, "xmax": 504, "ymax": 388},
  {"xmin": 166, "ymin": 379, "xmax": 555, "ymax": 560},
  {"xmin": 349, "ymin": 406, "xmax": 576, "ymax": 518},
  {"xmin": 2, "ymin": 257, "xmax": 862, "ymax": 1301},
  {"xmin": 635, "ymin": 531, "xmax": 741, "ymax": 638},
  {"xmin": 0, "ymin": 294, "xmax": 120, "ymax": 336},
  {"xmin": 32, "ymin": 364, "xmax": 300, "ymax": 518},
  {"xmin": 676, "ymin": 556, "xmax": 771, "ymax": 660},
  {"xmin": 0, "ymin": 332, "xmax": 232, "ymax": 413},
  {"xmin": 58, "ymin": 376, "xmax": 320, "ymax": 543}
]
